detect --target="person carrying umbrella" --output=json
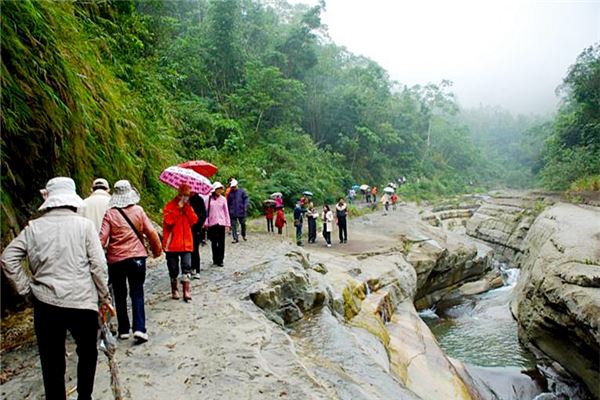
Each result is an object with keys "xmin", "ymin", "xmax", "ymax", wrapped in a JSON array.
[
  {"xmin": 264, "ymin": 200, "xmax": 275, "ymax": 233},
  {"xmin": 1, "ymin": 177, "xmax": 113, "ymax": 400},
  {"xmin": 163, "ymin": 184, "xmax": 198, "ymax": 302},
  {"xmin": 100, "ymin": 180, "xmax": 162, "ymax": 343}
]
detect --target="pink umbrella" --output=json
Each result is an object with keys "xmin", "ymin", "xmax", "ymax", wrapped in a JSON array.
[
  {"xmin": 159, "ymin": 166, "xmax": 213, "ymax": 195},
  {"xmin": 178, "ymin": 160, "xmax": 218, "ymax": 178}
]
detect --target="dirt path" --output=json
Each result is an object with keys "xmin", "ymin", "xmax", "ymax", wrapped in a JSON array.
[{"xmin": 2, "ymin": 205, "xmax": 413, "ymax": 400}]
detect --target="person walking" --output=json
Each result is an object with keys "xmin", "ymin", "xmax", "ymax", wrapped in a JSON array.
[
  {"xmin": 371, "ymin": 186, "xmax": 378, "ymax": 203},
  {"xmin": 189, "ymin": 193, "xmax": 207, "ymax": 279},
  {"xmin": 204, "ymin": 182, "xmax": 230, "ymax": 267},
  {"xmin": 306, "ymin": 202, "xmax": 318, "ymax": 243},
  {"xmin": 100, "ymin": 180, "xmax": 162, "ymax": 343},
  {"xmin": 274, "ymin": 194, "xmax": 284, "ymax": 208},
  {"xmin": 163, "ymin": 184, "xmax": 198, "ymax": 302},
  {"xmin": 293, "ymin": 200, "xmax": 307, "ymax": 246},
  {"xmin": 275, "ymin": 205, "xmax": 286, "ymax": 235},
  {"xmin": 322, "ymin": 204, "xmax": 333, "ymax": 247},
  {"xmin": 335, "ymin": 198, "xmax": 348, "ymax": 243},
  {"xmin": 1, "ymin": 177, "xmax": 113, "ymax": 400},
  {"xmin": 391, "ymin": 193, "xmax": 399, "ymax": 211},
  {"xmin": 265, "ymin": 203, "xmax": 275, "ymax": 233},
  {"xmin": 80, "ymin": 178, "xmax": 111, "ymax": 232},
  {"xmin": 227, "ymin": 179, "xmax": 249, "ymax": 243},
  {"xmin": 348, "ymin": 188, "xmax": 356, "ymax": 204},
  {"xmin": 381, "ymin": 193, "xmax": 390, "ymax": 212}
]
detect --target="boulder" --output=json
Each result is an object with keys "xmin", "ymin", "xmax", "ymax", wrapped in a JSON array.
[
  {"xmin": 248, "ymin": 251, "xmax": 328, "ymax": 325},
  {"xmin": 466, "ymin": 196, "xmax": 537, "ymax": 262},
  {"xmin": 511, "ymin": 203, "xmax": 600, "ymax": 399}
]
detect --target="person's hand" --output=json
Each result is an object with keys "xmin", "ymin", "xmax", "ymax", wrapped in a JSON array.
[
  {"xmin": 99, "ymin": 303, "xmax": 115, "ymax": 323},
  {"xmin": 178, "ymin": 196, "xmax": 189, "ymax": 208}
]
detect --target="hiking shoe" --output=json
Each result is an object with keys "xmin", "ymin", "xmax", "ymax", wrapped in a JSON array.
[
  {"xmin": 242, "ymin": 236, "xmax": 247, "ymax": 241},
  {"xmin": 133, "ymin": 331, "xmax": 148, "ymax": 344},
  {"xmin": 118, "ymin": 333, "xmax": 130, "ymax": 340},
  {"xmin": 191, "ymin": 272, "xmax": 201, "ymax": 280},
  {"xmin": 232, "ymin": 239, "xmax": 239, "ymax": 244},
  {"xmin": 327, "ymin": 244, "xmax": 332, "ymax": 248}
]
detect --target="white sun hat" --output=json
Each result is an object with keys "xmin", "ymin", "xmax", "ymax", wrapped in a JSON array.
[{"xmin": 38, "ymin": 177, "xmax": 84, "ymax": 211}]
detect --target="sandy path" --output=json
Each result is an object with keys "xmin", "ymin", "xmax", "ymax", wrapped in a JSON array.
[{"xmin": 1, "ymin": 204, "xmax": 422, "ymax": 400}]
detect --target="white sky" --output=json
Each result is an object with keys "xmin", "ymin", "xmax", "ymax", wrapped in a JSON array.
[{"xmin": 289, "ymin": 0, "xmax": 600, "ymax": 114}]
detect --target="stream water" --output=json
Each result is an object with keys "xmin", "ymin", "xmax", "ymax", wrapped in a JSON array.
[{"xmin": 420, "ymin": 262, "xmax": 537, "ymax": 369}]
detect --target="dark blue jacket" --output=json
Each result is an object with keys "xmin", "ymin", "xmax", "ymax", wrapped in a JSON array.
[{"xmin": 227, "ymin": 187, "xmax": 249, "ymax": 218}]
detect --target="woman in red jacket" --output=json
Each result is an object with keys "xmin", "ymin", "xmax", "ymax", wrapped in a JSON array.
[
  {"xmin": 163, "ymin": 184, "xmax": 198, "ymax": 302},
  {"xmin": 274, "ymin": 205, "xmax": 286, "ymax": 235}
]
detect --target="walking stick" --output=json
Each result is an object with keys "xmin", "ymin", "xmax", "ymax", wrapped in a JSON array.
[{"xmin": 99, "ymin": 306, "xmax": 123, "ymax": 400}]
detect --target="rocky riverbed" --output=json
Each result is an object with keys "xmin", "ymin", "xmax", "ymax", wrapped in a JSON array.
[{"xmin": 1, "ymin": 194, "xmax": 598, "ymax": 400}]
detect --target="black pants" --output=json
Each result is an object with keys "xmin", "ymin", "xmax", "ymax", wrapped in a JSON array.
[
  {"xmin": 33, "ymin": 299, "xmax": 99, "ymax": 400},
  {"xmin": 323, "ymin": 226, "xmax": 331, "ymax": 244},
  {"xmin": 338, "ymin": 217, "xmax": 348, "ymax": 242},
  {"xmin": 192, "ymin": 229, "xmax": 202, "ymax": 273},
  {"xmin": 208, "ymin": 225, "xmax": 226, "ymax": 264},
  {"xmin": 308, "ymin": 218, "xmax": 317, "ymax": 243},
  {"xmin": 266, "ymin": 218, "xmax": 274, "ymax": 232},
  {"xmin": 166, "ymin": 252, "xmax": 192, "ymax": 279},
  {"xmin": 231, "ymin": 216, "xmax": 246, "ymax": 241}
]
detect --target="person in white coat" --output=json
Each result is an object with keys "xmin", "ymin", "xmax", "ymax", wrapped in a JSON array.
[
  {"xmin": 1, "ymin": 177, "xmax": 112, "ymax": 400},
  {"xmin": 322, "ymin": 204, "xmax": 333, "ymax": 247},
  {"xmin": 80, "ymin": 178, "xmax": 111, "ymax": 232}
]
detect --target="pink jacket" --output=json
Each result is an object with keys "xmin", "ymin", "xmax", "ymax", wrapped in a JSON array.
[
  {"xmin": 100, "ymin": 206, "xmax": 162, "ymax": 264},
  {"xmin": 204, "ymin": 194, "xmax": 231, "ymax": 228}
]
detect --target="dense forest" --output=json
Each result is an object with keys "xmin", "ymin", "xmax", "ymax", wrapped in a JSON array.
[{"xmin": 1, "ymin": 0, "xmax": 599, "ymax": 242}]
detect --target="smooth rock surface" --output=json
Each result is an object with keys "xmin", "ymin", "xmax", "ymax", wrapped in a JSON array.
[{"xmin": 511, "ymin": 203, "xmax": 600, "ymax": 399}]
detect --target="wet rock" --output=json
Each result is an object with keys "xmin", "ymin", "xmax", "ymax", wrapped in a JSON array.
[
  {"xmin": 452, "ymin": 363, "xmax": 544, "ymax": 400},
  {"xmin": 512, "ymin": 203, "xmax": 600, "ymax": 399},
  {"xmin": 386, "ymin": 302, "xmax": 483, "ymax": 400}
]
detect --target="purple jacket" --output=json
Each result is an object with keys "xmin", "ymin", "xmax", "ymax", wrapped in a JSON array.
[{"xmin": 227, "ymin": 187, "xmax": 249, "ymax": 218}]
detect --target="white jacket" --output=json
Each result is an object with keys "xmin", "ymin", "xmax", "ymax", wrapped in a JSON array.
[
  {"xmin": 80, "ymin": 189, "xmax": 111, "ymax": 232},
  {"xmin": 1, "ymin": 209, "xmax": 110, "ymax": 311},
  {"xmin": 322, "ymin": 210, "xmax": 334, "ymax": 232}
]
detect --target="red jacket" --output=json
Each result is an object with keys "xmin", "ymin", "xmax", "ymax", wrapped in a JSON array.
[
  {"xmin": 265, "ymin": 206, "xmax": 275, "ymax": 220},
  {"xmin": 275, "ymin": 209, "xmax": 286, "ymax": 228},
  {"xmin": 162, "ymin": 197, "xmax": 198, "ymax": 252}
]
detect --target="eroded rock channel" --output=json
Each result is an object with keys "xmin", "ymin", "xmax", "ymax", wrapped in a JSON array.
[{"xmin": 1, "ymin": 192, "xmax": 598, "ymax": 400}]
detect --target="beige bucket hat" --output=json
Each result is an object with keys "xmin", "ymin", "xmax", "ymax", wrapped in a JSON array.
[{"xmin": 108, "ymin": 180, "xmax": 140, "ymax": 208}]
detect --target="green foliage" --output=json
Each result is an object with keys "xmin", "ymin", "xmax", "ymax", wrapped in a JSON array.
[
  {"xmin": 4, "ymin": 0, "xmax": 561, "ymax": 247},
  {"xmin": 569, "ymin": 175, "xmax": 600, "ymax": 192},
  {"xmin": 536, "ymin": 44, "xmax": 600, "ymax": 190},
  {"xmin": 1, "ymin": 0, "xmax": 176, "ymax": 240}
]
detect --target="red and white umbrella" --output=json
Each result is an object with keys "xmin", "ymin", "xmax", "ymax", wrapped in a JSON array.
[
  {"xmin": 159, "ymin": 166, "xmax": 213, "ymax": 195},
  {"xmin": 178, "ymin": 160, "xmax": 218, "ymax": 178}
]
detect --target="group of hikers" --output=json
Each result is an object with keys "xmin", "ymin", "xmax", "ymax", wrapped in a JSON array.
[
  {"xmin": 0, "ymin": 175, "xmax": 252, "ymax": 400},
  {"xmin": 0, "ymin": 173, "xmax": 405, "ymax": 400}
]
